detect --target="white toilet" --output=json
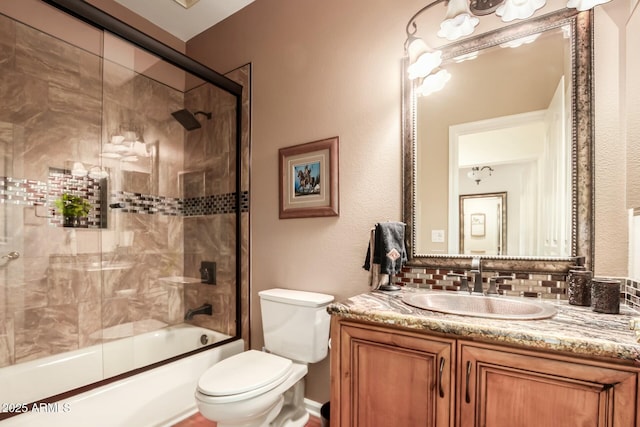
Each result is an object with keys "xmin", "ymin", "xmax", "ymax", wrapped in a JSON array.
[{"xmin": 195, "ymin": 288, "xmax": 334, "ymax": 427}]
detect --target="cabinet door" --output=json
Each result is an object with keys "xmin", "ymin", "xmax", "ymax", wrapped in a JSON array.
[
  {"xmin": 331, "ymin": 319, "xmax": 455, "ymax": 427},
  {"xmin": 458, "ymin": 342, "xmax": 640, "ymax": 427}
]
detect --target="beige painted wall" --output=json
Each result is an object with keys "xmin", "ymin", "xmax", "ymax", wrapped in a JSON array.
[
  {"xmin": 627, "ymin": 2, "xmax": 640, "ymax": 209},
  {"xmin": 594, "ymin": 4, "xmax": 629, "ymax": 276},
  {"xmin": 185, "ymin": 0, "xmax": 634, "ymax": 404},
  {"xmin": 187, "ymin": 0, "xmax": 419, "ymax": 402}
]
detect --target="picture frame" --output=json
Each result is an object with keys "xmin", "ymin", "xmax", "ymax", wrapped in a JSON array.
[
  {"xmin": 279, "ymin": 136, "xmax": 339, "ymax": 219},
  {"xmin": 470, "ymin": 213, "xmax": 486, "ymax": 237}
]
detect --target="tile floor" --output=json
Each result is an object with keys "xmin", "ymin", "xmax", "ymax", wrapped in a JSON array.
[{"xmin": 172, "ymin": 412, "xmax": 322, "ymax": 427}]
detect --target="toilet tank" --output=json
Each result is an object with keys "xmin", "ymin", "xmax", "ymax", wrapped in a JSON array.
[{"xmin": 259, "ymin": 288, "xmax": 334, "ymax": 363}]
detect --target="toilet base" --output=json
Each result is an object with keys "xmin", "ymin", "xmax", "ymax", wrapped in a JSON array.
[
  {"xmin": 196, "ymin": 363, "xmax": 309, "ymax": 427},
  {"xmin": 271, "ymin": 378, "xmax": 308, "ymax": 427}
]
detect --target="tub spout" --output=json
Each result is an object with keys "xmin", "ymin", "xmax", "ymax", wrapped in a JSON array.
[{"xmin": 184, "ymin": 303, "xmax": 212, "ymax": 320}]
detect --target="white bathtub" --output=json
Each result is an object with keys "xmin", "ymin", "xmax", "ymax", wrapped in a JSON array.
[{"xmin": 0, "ymin": 324, "xmax": 244, "ymax": 427}]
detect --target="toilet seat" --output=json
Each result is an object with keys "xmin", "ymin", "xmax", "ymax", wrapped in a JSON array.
[{"xmin": 197, "ymin": 350, "xmax": 293, "ymax": 404}]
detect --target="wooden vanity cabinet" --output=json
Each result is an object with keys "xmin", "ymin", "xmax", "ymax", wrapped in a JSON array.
[
  {"xmin": 330, "ymin": 317, "xmax": 640, "ymax": 427},
  {"xmin": 330, "ymin": 317, "xmax": 456, "ymax": 427},
  {"xmin": 459, "ymin": 341, "xmax": 640, "ymax": 427}
]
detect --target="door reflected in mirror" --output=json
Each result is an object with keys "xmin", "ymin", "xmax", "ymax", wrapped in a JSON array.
[{"xmin": 459, "ymin": 192, "xmax": 506, "ymax": 255}]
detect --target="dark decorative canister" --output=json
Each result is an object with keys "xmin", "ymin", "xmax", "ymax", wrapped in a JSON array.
[
  {"xmin": 591, "ymin": 279, "xmax": 621, "ymax": 314},
  {"xmin": 567, "ymin": 270, "xmax": 592, "ymax": 306}
]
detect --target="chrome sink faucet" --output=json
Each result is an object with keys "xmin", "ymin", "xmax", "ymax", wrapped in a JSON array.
[{"xmin": 470, "ymin": 257, "xmax": 484, "ymax": 294}]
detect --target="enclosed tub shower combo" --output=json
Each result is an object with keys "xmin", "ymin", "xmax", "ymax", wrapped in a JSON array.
[{"xmin": 0, "ymin": 1, "xmax": 248, "ymax": 425}]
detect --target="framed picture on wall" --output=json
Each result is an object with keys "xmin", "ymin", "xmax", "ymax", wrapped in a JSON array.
[
  {"xmin": 278, "ymin": 136, "xmax": 339, "ymax": 219},
  {"xmin": 470, "ymin": 213, "xmax": 486, "ymax": 237}
]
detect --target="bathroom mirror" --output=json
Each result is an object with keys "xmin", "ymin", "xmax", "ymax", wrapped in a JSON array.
[{"xmin": 402, "ymin": 9, "xmax": 593, "ymax": 272}]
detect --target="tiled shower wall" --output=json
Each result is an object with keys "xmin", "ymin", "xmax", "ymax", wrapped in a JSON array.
[
  {"xmin": 181, "ymin": 72, "xmax": 244, "ymax": 335},
  {"xmin": 0, "ymin": 12, "xmax": 246, "ymax": 369},
  {"xmin": 0, "ymin": 14, "xmax": 105, "ymax": 367}
]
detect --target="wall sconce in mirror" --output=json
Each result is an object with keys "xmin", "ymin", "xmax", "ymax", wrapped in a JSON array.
[
  {"xmin": 467, "ymin": 165, "xmax": 493, "ymax": 185},
  {"xmin": 404, "ymin": 0, "xmax": 610, "ymax": 95}
]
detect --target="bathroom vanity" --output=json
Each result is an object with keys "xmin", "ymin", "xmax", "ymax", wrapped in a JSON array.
[{"xmin": 328, "ymin": 290, "xmax": 640, "ymax": 427}]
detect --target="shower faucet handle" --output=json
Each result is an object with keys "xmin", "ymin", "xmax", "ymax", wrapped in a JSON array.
[
  {"xmin": 200, "ymin": 261, "xmax": 216, "ymax": 285},
  {"xmin": 1, "ymin": 251, "xmax": 19, "ymax": 260}
]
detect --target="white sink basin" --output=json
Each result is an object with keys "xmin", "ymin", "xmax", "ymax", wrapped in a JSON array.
[{"xmin": 402, "ymin": 292, "xmax": 557, "ymax": 320}]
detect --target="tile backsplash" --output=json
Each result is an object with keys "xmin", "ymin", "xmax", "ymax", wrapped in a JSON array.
[
  {"xmin": 396, "ymin": 266, "xmax": 568, "ymax": 300},
  {"xmin": 397, "ymin": 266, "xmax": 640, "ymax": 313},
  {"xmin": 626, "ymin": 279, "xmax": 640, "ymax": 312}
]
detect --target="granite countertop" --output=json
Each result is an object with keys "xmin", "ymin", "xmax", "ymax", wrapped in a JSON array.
[{"xmin": 327, "ymin": 289, "xmax": 640, "ymax": 364}]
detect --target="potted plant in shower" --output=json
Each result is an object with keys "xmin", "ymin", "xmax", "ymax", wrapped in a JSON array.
[{"xmin": 55, "ymin": 193, "xmax": 92, "ymax": 228}]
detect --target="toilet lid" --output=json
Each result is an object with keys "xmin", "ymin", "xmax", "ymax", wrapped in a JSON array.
[{"xmin": 198, "ymin": 350, "xmax": 292, "ymax": 397}]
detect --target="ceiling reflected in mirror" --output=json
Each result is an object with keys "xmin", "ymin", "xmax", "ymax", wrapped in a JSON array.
[{"xmin": 404, "ymin": 0, "xmax": 609, "ymax": 96}]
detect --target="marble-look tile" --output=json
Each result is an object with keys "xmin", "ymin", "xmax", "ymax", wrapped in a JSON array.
[
  {"xmin": 101, "ymin": 263, "xmax": 138, "ymax": 298},
  {"xmin": 6, "ymin": 274, "xmax": 48, "ymax": 312},
  {"xmin": 167, "ymin": 284, "xmax": 185, "ymax": 325},
  {"xmin": 14, "ymin": 304, "xmax": 78, "ymax": 363},
  {"xmin": 47, "ymin": 266, "xmax": 101, "ymax": 305},
  {"xmin": 0, "ymin": 122, "xmax": 13, "ymax": 177},
  {"xmin": 167, "ymin": 215, "xmax": 185, "ymax": 252},
  {"xmin": 0, "ymin": 15, "xmax": 15, "ymax": 67},
  {"xmin": 78, "ymin": 299, "xmax": 102, "ymax": 348},
  {"xmin": 0, "ymin": 316, "xmax": 15, "ymax": 368},
  {"xmin": 132, "ymin": 252, "xmax": 182, "ymax": 296},
  {"xmin": 328, "ymin": 290, "xmax": 640, "ymax": 362},
  {"xmin": 0, "ymin": 69, "xmax": 49, "ymax": 126},
  {"xmin": 130, "ymin": 290, "xmax": 169, "ymax": 325},
  {"xmin": 15, "ymin": 24, "xmax": 83, "ymax": 90},
  {"xmin": 102, "ymin": 297, "xmax": 131, "ymax": 329}
]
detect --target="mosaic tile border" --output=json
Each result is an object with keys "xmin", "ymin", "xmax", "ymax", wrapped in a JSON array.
[
  {"xmin": 397, "ymin": 266, "xmax": 640, "ymax": 313},
  {"xmin": 625, "ymin": 279, "xmax": 640, "ymax": 312},
  {"xmin": 1, "ymin": 173, "xmax": 104, "ymax": 227},
  {"xmin": 396, "ymin": 266, "xmax": 568, "ymax": 300},
  {"xmin": 110, "ymin": 190, "xmax": 249, "ymax": 216},
  {"xmin": 0, "ymin": 176, "xmax": 248, "ymax": 225}
]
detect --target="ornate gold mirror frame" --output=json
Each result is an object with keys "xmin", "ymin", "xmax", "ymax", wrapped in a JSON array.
[{"xmin": 402, "ymin": 9, "xmax": 593, "ymax": 273}]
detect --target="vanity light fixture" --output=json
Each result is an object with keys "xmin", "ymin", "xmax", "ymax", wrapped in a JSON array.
[
  {"xmin": 467, "ymin": 166, "xmax": 494, "ymax": 185},
  {"xmin": 405, "ymin": 0, "xmax": 611, "ymax": 94},
  {"xmin": 416, "ymin": 69, "xmax": 452, "ymax": 96}
]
